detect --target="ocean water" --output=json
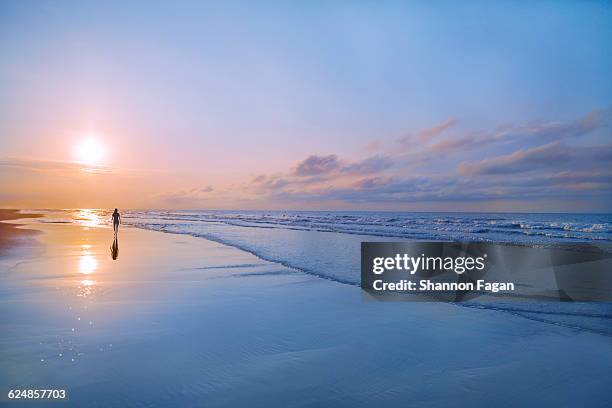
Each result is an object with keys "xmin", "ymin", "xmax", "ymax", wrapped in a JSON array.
[{"xmin": 35, "ymin": 210, "xmax": 612, "ymax": 286}]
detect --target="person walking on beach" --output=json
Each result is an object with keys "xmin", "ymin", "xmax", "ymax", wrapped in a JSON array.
[{"xmin": 112, "ymin": 208, "xmax": 121, "ymax": 235}]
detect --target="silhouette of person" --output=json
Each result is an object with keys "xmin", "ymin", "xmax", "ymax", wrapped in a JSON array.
[
  {"xmin": 112, "ymin": 208, "xmax": 121, "ymax": 235},
  {"xmin": 111, "ymin": 236, "xmax": 119, "ymax": 260}
]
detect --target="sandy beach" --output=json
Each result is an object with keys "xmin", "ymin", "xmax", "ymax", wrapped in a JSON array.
[
  {"xmin": 0, "ymin": 210, "xmax": 41, "ymax": 257},
  {"xmin": 1, "ymin": 212, "xmax": 611, "ymax": 407}
]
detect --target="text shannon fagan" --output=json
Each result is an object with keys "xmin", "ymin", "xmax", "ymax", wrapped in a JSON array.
[{"xmin": 372, "ymin": 253, "xmax": 487, "ymax": 275}]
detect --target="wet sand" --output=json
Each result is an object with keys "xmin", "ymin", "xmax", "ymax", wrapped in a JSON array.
[
  {"xmin": 1, "ymin": 217, "xmax": 611, "ymax": 407},
  {"xmin": 0, "ymin": 210, "xmax": 41, "ymax": 257}
]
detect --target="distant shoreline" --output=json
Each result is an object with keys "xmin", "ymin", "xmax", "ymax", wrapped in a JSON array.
[{"xmin": 0, "ymin": 209, "xmax": 42, "ymax": 222}]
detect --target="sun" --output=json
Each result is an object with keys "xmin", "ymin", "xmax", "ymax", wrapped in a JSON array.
[{"xmin": 74, "ymin": 137, "xmax": 106, "ymax": 165}]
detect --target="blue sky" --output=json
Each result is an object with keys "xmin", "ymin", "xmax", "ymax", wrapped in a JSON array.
[{"xmin": 0, "ymin": 1, "xmax": 611, "ymax": 210}]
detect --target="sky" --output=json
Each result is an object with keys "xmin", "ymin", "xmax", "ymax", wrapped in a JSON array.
[{"xmin": 0, "ymin": 0, "xmax": 611, "ymax": 211}]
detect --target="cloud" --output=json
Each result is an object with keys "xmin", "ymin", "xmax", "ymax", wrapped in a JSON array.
[
  {"xmin": 0, "ymin": 157, "xmax": 171, "ymax": 208},
  {"xmin": 410, "ymin": 109, "xmax": 610, "ymax": 158},
  {"xmin": 493, "ymin": 109, "xmax": 609, "ymax": 143},
  {"xmin": 341, "ymin": 155, "xmax": 394, "ymax": 175},
  {"xmin": 458, "ymin": 142, "xmax": 569, "ymax": 175},
  {"xmin": 260, "ymin": 176, "xmax": 291, "ymax": 190},
  {"xmin": 270, "ymin": 175, "xmax": 472, "ymax": 203},
  {"xmin": 293, "ymin": 154, "xmax": 340, "ymax": 176},
  {"xmin": 548, "ymin": 171, "xmax": 612, "ymax": 186},
  {"xmin": 0, "ymin": 157, "xmax": 113, "ymax": 175},
  {"xmin": 417, "ymin": 118, "xmax": 458, "ymax": 142},
  {"xmin": 429, "ymin": 132, "xmax": 482, "ymax": 154},
  {"xmin": 158, "ymin": 186, "xmax": 215, "ymax": 203},
  {"xmin": 458, "ymin": 142, "xmax": 612, "ymax": 175},
  {"xmin": 396, "ymin": 118, "xmax": 458, "ymax": 147},
  {"xmin": 282, "ymin": 154, "xmax": 395, "ymax": 186},
  {"xmin": 351, "ymin": 177, "xmax": 393, "ymax": 190},
  {"xmin": 364, "ymin": 138, "xmax": 385, "ymax": 152},
  {"xmin": 252, "ymin": 174, "xmax": 267, "ymax": 183},
  {"xmin": 0, "ymin": 156, "xmax": 165, "ymax": 177},
  {"xmin": 300, "ymin": 170, "xmax": 612, "ymax": 204}
]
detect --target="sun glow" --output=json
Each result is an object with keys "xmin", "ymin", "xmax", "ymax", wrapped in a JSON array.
[
  {"xmin": 74, "ymin": 209, "xmax": 104, "ymax": 228},
  {"xmin": 74, "ymin": 137, "xmax": 107, "ymax": 165}
]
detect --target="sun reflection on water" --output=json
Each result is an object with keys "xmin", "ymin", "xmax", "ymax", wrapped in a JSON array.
[
  {"xmin": 77, "ymin": 243, "xmax": 98, "ymax": 297},
  {"xmin": 41, "ymin": 216, "xmax": 113, "ymax": 365},
  {"xmin": 77, "ymin": 279, "xmax": 97, "ymax": 298},
  {"xmin": 79, "ymin": 253, "xmax": 98, "ymax": 275},
  {"xmin": 74, "ymin": 209, "xmax": 105, "ymax": 228}
]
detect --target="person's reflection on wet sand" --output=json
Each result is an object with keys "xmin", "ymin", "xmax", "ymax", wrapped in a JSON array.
[{"xmin": 111, "ymin": 236, "xmax": 119, "ymax": 260}]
